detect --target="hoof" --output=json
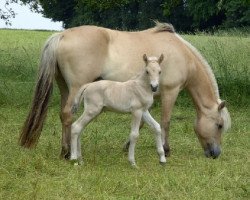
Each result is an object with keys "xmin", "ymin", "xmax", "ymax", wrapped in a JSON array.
[
  {"xmin": 70, "ymin": 159, "xmax": 83, "ymax": 166},
  {"xmin": 159, "ymin": 161, "xmax": 167, "ymax": 166},
  {"xmin": 131, "ymin": 163, "xmax": 139, "ymax": 169},
  {"xmin": 163, "ymin": 145, "xmax": 171, "ymax": 157},
  {"xmin": 60, "ymin": 147, "xmax": 71, "ymax": 160},
  {"xmin": 123, "ymin": 141, "xmax": 130, "ymax": 152}
]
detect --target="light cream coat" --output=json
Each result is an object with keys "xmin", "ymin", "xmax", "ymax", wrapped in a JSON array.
[{"xmin": 19, "ymin": 22, "xmax": 231, "ymax": 160}]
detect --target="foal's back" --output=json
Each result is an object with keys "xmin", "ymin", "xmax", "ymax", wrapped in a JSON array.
[{"xmin": 84, "ymin": 79, "xmax": 152, "ymax": 113}]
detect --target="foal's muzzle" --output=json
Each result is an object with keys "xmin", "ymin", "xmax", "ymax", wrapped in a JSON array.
[
  {"xmin": 204, "ymin": 143, "xmax": 221, "ymax": 159},
  {"xmin": 151, "ymin": 85, "xmax": 158, "ymax": 92}
]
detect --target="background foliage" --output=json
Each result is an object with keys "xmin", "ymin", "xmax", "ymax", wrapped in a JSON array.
[
  {"xmin": 1, "ymin": 0, "xmax": 250, "ymax": 32},
  {"xmin": 38, "ymin": 0, "xmax": 250, "ymax": 31}
]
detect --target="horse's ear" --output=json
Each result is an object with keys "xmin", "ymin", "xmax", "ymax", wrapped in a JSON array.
[
  {"xmin": 218, "ymin": 100, "xmax": 226, "ymax": 111},
  {"xmin": 158, "ymin": 54, "xmax": 164, "ymax": 64},
  {"xmin": 143, "ymin": 54, "xmax": 148, "ymax": 64}
]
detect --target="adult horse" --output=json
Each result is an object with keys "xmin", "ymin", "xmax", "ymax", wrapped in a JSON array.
[{"xmin": 19, "ymin": 22, "xmax": 231, "ymax": 160}]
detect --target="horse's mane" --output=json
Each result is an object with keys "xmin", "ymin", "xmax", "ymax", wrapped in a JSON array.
[
  {"xmin": 174, "ymin": 34, "xmax": 231, "ymax": 132},
  {"xmin": 152, "ymin": 21, "xmax": 175, "ymax": 33}
]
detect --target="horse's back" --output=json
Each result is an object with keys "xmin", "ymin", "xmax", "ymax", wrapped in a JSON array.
[{"xmin": 56, "ymin": 24, "xmax": 192, "ymax": 89}]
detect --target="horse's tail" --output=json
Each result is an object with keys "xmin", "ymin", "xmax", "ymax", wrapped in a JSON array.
[
  {"xmin": 19, "ymin": 33, "xmax": 62, "ymax": 148},
  {"xmin": 71, "ymin": 84, "xmax": 90, "ymax": 114}
]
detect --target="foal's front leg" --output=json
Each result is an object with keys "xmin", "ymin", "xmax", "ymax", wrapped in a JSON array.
[
  {"xmin": 128, "ymin": 110, "xmax": 143, "ymax": 167},
  {"xmin": 142, "ymin": 110, "xmax": 166, "ymax": 164}
]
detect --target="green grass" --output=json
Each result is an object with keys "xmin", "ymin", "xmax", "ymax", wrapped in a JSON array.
[
  {"xmin": 0, "ymin": 105, "xmax": 249, "ymax": 199},
  {"xmin": 0, "ymin": 29, "xmax": 249, "ymax": 199}
]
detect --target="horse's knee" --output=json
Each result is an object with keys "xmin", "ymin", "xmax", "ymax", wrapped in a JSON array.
[
  {"xmin": 130, "ymin": 132, "xmax": 139, "ymax": 142},
  {"xmin": 61, "ymin": 109, "xmax": 73, "ymax": 126}
]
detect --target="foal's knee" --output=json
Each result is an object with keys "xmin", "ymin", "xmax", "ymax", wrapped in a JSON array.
[{"xmin": 71, "ymin": 123, "xmax": 82, "ymax": 136}]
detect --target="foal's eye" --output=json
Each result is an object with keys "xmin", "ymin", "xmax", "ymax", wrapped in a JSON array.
[
  {"xmin": 146, "ymin": 71, "xmax": 149, "ymax": 74},
  {"xmin": 159, "ymin": 71, "xmax": 161, "ymax": 75}
]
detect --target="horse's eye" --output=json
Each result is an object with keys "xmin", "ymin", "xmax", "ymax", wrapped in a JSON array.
[
  {"xmin": 146, "ymin": 71, "xmax": 149, "ymax": 74},
  {"xmin": 159, "ymin": 71, "xmax": 161, "ymax": 75},
  {"xmin": 217, "ymin": 124, "xmax": 223, "ymax": 129}
]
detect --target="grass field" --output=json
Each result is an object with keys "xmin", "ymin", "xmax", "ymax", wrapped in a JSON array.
[{"xmin": 0, "ymin": 29, "xmax": 249, "ymax": 199}]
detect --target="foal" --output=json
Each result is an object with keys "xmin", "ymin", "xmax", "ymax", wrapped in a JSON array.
[{"xmin": 70, "ymin": 54, "xmax": 166, "ymax": 167}]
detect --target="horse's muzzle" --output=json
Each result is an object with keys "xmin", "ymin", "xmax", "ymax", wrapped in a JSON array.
[
  {"xmin": 204, "ymin": 143, "xmax": 221, "ymax": 159},
  {"xmin": 151, "ymin": 85, "xmax": 158, "ymax": 92}
]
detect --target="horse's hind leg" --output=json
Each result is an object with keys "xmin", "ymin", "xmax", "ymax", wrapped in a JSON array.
[
  {"xmin": 60, "ymin": 90, "xmax": 79, "ymax": 159},
  {"xmin": 57, "ymin": 71, "xmax": 80, "ymax": 159},
  {"xmin": 56, "ymin": 73, "xmax": 70, "ymax": 159},
  {"xmin": 142, "ymin": 110, "xmax": 166, "ymax": 164}
]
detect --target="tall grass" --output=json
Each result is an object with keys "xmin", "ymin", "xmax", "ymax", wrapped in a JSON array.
[
  {"xmin": 183, "ymin": 34, "xmax": 249, "ymax": 107},
  {"xmin": 0, "ymin": 29, "xmax": 249, "ymax": 107}
]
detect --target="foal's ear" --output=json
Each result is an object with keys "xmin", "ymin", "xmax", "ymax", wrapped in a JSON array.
[
  {"xmin": 218, "ymin": 100, "xmax": 226, "ymax": 111},
  {"xmin": 158, "ymin": 54, "xmax": 164, "ymax": 64},
  {"xmin": 143, "ymin": 54, "xmax": 148, "ymax": 64}
]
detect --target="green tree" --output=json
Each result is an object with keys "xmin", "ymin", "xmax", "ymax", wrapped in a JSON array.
[
  {"xmin": 221, "ymin": 0, "xmax": 250, "ymax": 28},
  {"xmin": 9, "ymin": 0, "xmax": 249, "ymax": 31},
  {"xmin": 0, "ymin": 0, "xmax": 18, "ymax": 25}
]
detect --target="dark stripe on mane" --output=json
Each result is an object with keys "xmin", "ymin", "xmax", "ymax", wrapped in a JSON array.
[{"xmin": 153, "ymin": 21, "xmax": 175, "ymax": 33}]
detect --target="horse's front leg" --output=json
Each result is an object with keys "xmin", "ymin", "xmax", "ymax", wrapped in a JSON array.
[
  {"xmin": 128, "ymin": 110, "xmax": 143, "ymax": 167},
  {"xmin": 161, "ymin": 86, "xmax": 179, "ymax": 157},
  {"xmin": 142, "ymin": 110, "xmax": 166, "ymax": 164}
]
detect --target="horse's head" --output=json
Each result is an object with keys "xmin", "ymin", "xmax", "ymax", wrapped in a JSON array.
[
  {"xmin": 143, "ymin": 54, "xmax": 164, "ymax": 92},
  {"xmin": 194, "ymin": 100, "xmax": 231, "ymax": 159}
]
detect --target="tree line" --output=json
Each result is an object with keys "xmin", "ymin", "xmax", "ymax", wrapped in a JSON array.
[{"xmin": 2, "ymin": 0, "xmax": 250, "ymax": 32}]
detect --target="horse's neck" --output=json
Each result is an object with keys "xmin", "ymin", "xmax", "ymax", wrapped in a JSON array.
[{"xmin": 187, "ymin": 66, "xmax": 218, "ymax": 116}]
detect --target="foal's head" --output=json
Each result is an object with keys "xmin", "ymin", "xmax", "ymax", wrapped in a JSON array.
[
  {"xmin": 194, "ymin": 101, "xmax": 231, "ymax": 159},
  {"xmin": 143, "ymin": 54, "xmax": 164, "ymax": 92}
]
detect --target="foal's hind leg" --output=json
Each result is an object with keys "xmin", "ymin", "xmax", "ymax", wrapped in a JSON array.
[
  {"xmin": 71, "ymin": 106, "xmax": 102, "ymax": 163},
  {"xmin": 142, "ymin": 110, "xmax": 166, "ymax": 164}
]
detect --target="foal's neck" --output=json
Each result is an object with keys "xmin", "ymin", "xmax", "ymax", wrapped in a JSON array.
[{"xmin": 136, "ymin": 71, "xmax": 152, "ymax": 93}]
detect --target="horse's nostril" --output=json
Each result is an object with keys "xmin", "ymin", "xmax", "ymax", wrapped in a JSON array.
[{"xmin": 205, "ymin": 143, "xmax": 221, "ymax": 159}]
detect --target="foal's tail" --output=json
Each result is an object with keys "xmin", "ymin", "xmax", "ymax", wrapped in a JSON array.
[
  {"xmin": 71, "ymin": 84, "xmax": 90, "ymax": 114},
  {"xmin": 19, "ymin": 33, "xmax": 62, "ymax": 148}
]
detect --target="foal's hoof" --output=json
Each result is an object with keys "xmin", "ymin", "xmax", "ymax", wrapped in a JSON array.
[
  {"xmin": 131, "ymin": 163, "xmax": 139, "ymax": 170},
  {"xmin": 159, "ymin": 161, "xmax": 167, "ymax": 166},
  {"xmin": 70, "ymin": 159, "xmax": 83, "ymax": 166}
]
